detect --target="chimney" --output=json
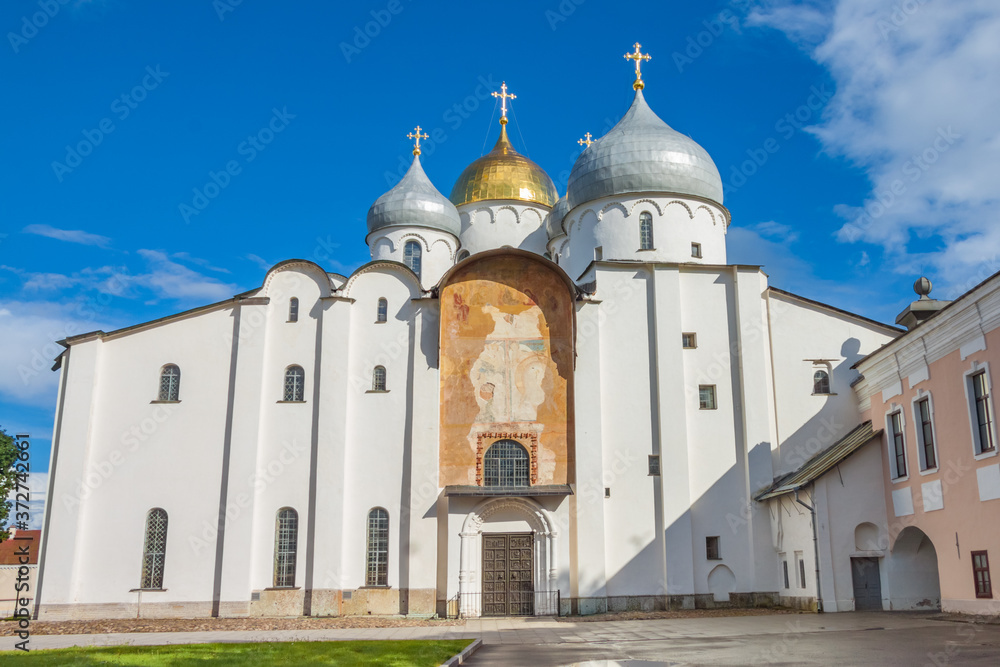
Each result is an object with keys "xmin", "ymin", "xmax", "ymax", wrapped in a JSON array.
[{"xmin": 895, "ymin": 277, "xmax": 950, "ymax": 331}]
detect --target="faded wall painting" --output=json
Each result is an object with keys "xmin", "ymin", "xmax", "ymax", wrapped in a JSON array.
[{"xmin": 439, "ymin": 254, "xmax": 574, "ymax": 487}]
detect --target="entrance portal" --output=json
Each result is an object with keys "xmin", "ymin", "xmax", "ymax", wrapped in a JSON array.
[
  {"xmin": 851, "ymin": 557, "xmax": 882, "ymax": 610},
  {"xmin": 482, "ymin": 533, "xmax": 534, "ymax": 616}
]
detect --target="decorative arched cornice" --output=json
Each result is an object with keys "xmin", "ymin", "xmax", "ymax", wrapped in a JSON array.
[
  {"xmin": 629, "ymin": 199, "xmax": 664, "ymax": 217},
  {"xmin": 569, "ymin": 208, "xmax": 599, "ymax": 237},
  {"xmin": 373, "ymin": 235, "xmax": 396, "ymax": 255},
  {"xmin": 262, "ymin": 259, "xmax": 333, "ymax": 296},
  {"xmin": 519, "ymin": 207, "xmax": 543, "ymax": 227},
  {"xmin": 495, "ymin": 205, "xmax": 521, "ymax": 224},
  {"xmin": 694, "ymin": 204, "xmax": 718, "ymax": 226},
  {"xmin": 430, "ymin": 236, "xmax": 457, "ymax": 260},
  {"xmin": 399, "ymin": 232, "xmax": 431, "ymax": 252},
  {"xmin": 597, "ymin": 202, "xmax": 629, "ymax": 221},
  {"xmin": 662, "ymin": 199, "xmax": 696, "ymax": 219},
  {"xmin": 461, "ymin": 496, "xmax": 556, "ymax": 536},
  {"xmin": 468, "ymin": 207, "xmax": 495, "ymax": 226},
  {"xmin": 341, "ymin": 260, "xmax": 424, "ymax": 299}
]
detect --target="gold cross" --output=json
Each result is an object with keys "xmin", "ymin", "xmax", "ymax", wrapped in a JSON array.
[
  {"xmin": 407, "ymin": 126, "xmax": 429, "ymax": 156},
  {"xmin": 578, "ymin": 132, "xmax": 594, "ymax": 147},
  {"xmin": 492, "ymin": 82, "xmax": 517, "ymax": 126},
  {"xmin": 624, "ymin": 42, "xmax": 652, "ymax": 90}
]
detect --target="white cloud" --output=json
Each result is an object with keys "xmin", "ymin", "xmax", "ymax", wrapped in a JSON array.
[
  {"xmin": 136, "ymin": 250, "xmax": 237, "ymax": 302},
  {"xmin": 748, "ymin": 0, "xmax": 1000, "ymax": 292},
  {"xmin": 246, "ymin": 254, "xmax": 272, "ymax": 271},
  {"xmin": 22, "ymin": 224, "xmax": 111, "ymax": 249}
]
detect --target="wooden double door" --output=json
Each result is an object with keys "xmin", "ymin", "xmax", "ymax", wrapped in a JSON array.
[
  {"xmin": 851, "ymin": 557, "xmax": 883, "ymax": 611},
  {"xmin": 482, "ymin": 532, "xmax": 534, "ymax": 616}
]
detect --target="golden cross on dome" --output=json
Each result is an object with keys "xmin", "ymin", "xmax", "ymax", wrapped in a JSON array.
[
  {"xmin": 624, "ymin": 42, "xmax": 652, "ymax": 90},
  {"xmin": 578, "ymin": 132, "xmax": 594, "ymax": 147},
  {"xmin": 406, "ymin": 126, "xmax": 429, "ymax": 156},
  {"xmin": 492, "ymin": 82, "xmax": 517, "ymax": 125}
]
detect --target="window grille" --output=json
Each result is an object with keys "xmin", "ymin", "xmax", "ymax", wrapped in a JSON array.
[
  {"xmin": 890, "ymin": 412, "xmax": 907, "ymax": 478},
  {"xmin": 288, "ymin": 297, "xmax": 299, "ymax": 322},
  {"xmin": 366, "ymin": 508, "xmax": 389, "ymax": 586},
  {"xmin": 404, "ymin": 241, "xmax": 422, "ymax": 279},
  {"xmin": 699, "ymin": 385, "xmax": 717, "ymax": 410},
  {"xmin": 972, "ymin": 371, "xmax": 995, "ymax": 453},
  {"xmin": 377, "ymin": 298, "xmax": 388, "ymax": 323},
  {"xmin": 813, "ymin": 370, "xmax": 831, "ymax": 394},
  {"xmin": 484, "ymin": 440, "xmax": 530, "ymax": 487},
  {"xmin": 159, "ymin": 365, "xmax": 180, "ymax": 401},
  {"xmin": 284, "ymin": 366, "xmax": 305, "ymax": 401},
  {"xmin": 141, "ymin": 508, "xmax": 168, "ymax": 589},
  {"xmin": 274, "ymin": 508, "xmax": 298, "ymax": 588},
  {"xmin": 917, "ymin": 398, "xmax": 936, "ymax": 469},
  {"xmin": 639, "ymin": 212, "xmax": 653, "ymax": 250},
  {"xmin": 372, "ymin": 366, "xmax": 387, "ymax": 391}
]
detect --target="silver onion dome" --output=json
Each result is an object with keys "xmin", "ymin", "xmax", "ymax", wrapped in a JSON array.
[
  {"xmin": 545, "ymin": 196, "xmax": 570, "ymax": 240},
  {"xmin": 367, "ymin": 155, "xmax": 461, "ymax": 238},
  {"xmin": 566, "ymin": 89, "xmax": 723, "ymax": 210}
]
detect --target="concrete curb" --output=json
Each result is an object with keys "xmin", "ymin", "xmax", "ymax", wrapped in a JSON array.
[{"xmin": 441, "ymin": 637, "xmax": 483, "ymax": 666}]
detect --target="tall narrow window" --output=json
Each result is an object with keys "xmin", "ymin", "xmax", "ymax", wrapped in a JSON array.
[
  {"xmin": 376, "ymin": 298, "xmax": 388, "ymax": 323},
  {"xmin": 403, "ymin": 240, "xmax": 422, "ymax": 279},
  {"xmin": 782, "ymin": 559, "xmax": 790, "ymax": 589},
  {"xmin": 284, "ymin": 365, "xmax": 305, "ymax": 402},
  {"xmin": 372, "ymin": 366, "xmax": 387, "ymax": 391},
  {"xmin": 813, "ymin": 370, "xmax": 831, "ymax": 395},
  {"xmin": 140, "ymin": 508, "xmax": 168, "ymax": 590},
  {"xmin": 288, "ymin": 297, "xmax": 299, "ymax": 322},
  {"xmin": 366, "ymin": 508, "xmax": 389, "ymax": 586},
  {"xmin": 484, "ymin": 440, "xmax": 530, "ymax": 487},
  {"xmin": 972, "ymin": 371, "xmax": 995, "ymax": 453},
  {"xmin": 890, "ymin": 412, "xmax": 907, "ymax": 478},
  {"xmin": 158, "ymin": 364, "xmax": 180, "ymax": 401},
  {"xmin": 797, "ymin": 554, "xmax": 807, "ymax": 589},
  {"xmin": 973, "ymin": 551, "xmax": 993, "ymax": 598},
  {"xmin": 273, "ymin": 508, "xmax": 298, "ymax": 588},
  {"xmin": 699, "ymin": 385, "xmax": 717, "ymax": 410},
  {"xmin": 639, "ymin": 212, "xmax": 653, "ymax": 250},
  {"xmin": 917, "ymin": 398, "xmax": 937, "ymax": 470}
]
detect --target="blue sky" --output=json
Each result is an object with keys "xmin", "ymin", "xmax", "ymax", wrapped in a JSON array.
[{"xmin": 2, "ymin": 0, "xmax": 999, "ymax": 518}]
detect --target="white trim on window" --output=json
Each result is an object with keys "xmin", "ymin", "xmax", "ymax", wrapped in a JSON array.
[
  {"xmin": 911, "ymin": 391, "xmax": 940, "ymax": 475},
  {"xmin": 885, "ymin": 406, "xmax": 909, "ymax": 482},
  {"xmin": 963, "ymin": 362, "xmax": 999, "ymax": 460}
]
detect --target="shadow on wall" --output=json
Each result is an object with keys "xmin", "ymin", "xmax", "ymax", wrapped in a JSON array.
[{"xmin": 888, "ymin": 525, "xmax": 941, "ymax": 610}]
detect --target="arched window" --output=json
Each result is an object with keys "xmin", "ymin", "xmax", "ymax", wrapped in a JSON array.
[
  {"xmin": 484, "ymin": 440, "xmax": 530, "ymax": 487},
  {"xmin": 372, "ymin": 366, "xmax": 387, "ymax": 391},
  {"xmin": 403, "ymin": 240, "xmax": 422, "ymax": 278},
  {"xmin": 158, "ymin": 364, "xmax": 180, "ymax": 401},
  {"xmin": 273, "ymin": 508, "xmax": 298, "ymax": 588},
  {"xmin": 813, "ymin": 370, "xmax": 831, "ymax": 395},
  {"xmin": 284, "ymin": 365, "xmax": 305, "ymax": 401},
  {"xmin": 366, "ymin": 508, "xmax": 389, "ymax": 586},
  {"xmin": 457, "ymin": 250, "xmax": 471, "ymax": 262},
  {"xmin": 639, "ymin": 211, "xmax": 654, "ymax": 250},
  {"xmin": 140, "ymin": 508, "xmax": 168, "ymax": 590},
  {"xmin": 376, "ymin": 298, "xmax": 388, "ymax": 323},
  {"xmin": 288, "ymin": 297, "xmax": 299, "ymax": 322}
]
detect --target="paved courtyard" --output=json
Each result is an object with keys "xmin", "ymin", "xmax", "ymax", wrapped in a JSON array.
[{"xmin": 2, "ymin": 611, "xmax": 999, "ymax": 665}]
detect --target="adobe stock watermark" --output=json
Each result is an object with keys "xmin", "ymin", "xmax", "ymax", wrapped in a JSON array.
[
  {"xmin": 877, "ymin": 0, "xmax": 931, "ymax": 40},
  {"xmin": 7, "ymin": 0, "xmax": 72, "ymax": 54},
  {"xmin": 340, "ymin": 0, "xmax": 410, "ymax": 64},
  {"xmin": 213, "ymin": 0, "xmax": 244, "ymax": 21},
  {"xmin": 671, "ymin": 1, "xmax": 747, "ymax": 73},
  {"xmin": 723, "ymin": 84, "xmax": 833, "ymax": 198},
  {"xmin": 178, "ymin": 106, "xmax": 295, "ymax": 223},
  {"xmin": 51, "ymin": 66, "xmax": 170, "ymax": 182},
  {"xmin": 840, "ymin": 126, "xmax": 962, "ymax": 242},
  {"xmin": 544, "ymin": 0, "xmax": 586, "ymax": 31}
]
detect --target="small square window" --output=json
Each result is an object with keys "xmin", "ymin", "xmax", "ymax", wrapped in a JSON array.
[
  {"xmin": 699, "ymin": 385, "xmax": 717, "ymax": 410},
  {"xmin": 691, "ymin": 243, "xmax": 702, "ymax": 258},
  {"xmin": 648, "ymin": 455, "xmax": 661, "ymax": 476},
  {"xmin": 604, "ymin": 487, "xmax": 611, "ymax": 498},
  {"xmin": 594, "ymin": 246, "xmax": 603, "ymax": 261},
  {"xmin": 682, "ymin": 333, "xmax": 697, "ymax": 349},
  {"xmin": 706, "ymin": 536, "xmax": 721, "ymax": 560}
]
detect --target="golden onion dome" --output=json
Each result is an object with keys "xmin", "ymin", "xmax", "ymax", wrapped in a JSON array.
[{"xmin": 449, "ymin": 125, "xmax": 558, "ymax": 208}]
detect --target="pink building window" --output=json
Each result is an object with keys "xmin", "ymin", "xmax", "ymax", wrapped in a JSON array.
[
  {"xmin": 916, "ymin": 398, "xmax": 936, "ymax": 470},
  {"xmin": 972, "ymin": 371, "xmax": 996, "ymax": 454},
  {"xmin": 973, "ymin": 551, "xmax": 992, "ymax": 599},
  {"xmin": 890, "ymin": 412, "xmax": 907, "ymax": 478}
]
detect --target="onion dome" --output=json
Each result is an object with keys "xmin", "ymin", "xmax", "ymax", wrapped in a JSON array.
[
  {"xmin": 545, "ymin": 196, "xmax": 570, "ymax": 240},
  {"xmin": 367, "ymin": 154, "xmax": 460, "ymax": 238},
  {"xmin": 450, "ymin": 124, "xmax": 559, "ymax": 208},
  {"xmin": 566, "ymin": 88, "xmax": 723, "ymax": 210}
]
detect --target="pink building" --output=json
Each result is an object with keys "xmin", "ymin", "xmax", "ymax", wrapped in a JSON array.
[{"xmin": 853, "ymin": 275, "xmax": 1000, "ymax": 615}]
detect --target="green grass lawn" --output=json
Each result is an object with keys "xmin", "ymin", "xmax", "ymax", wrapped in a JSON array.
[{"xmin": 0, "ymin": 639, "xmax": 473, "ymax": 666}]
